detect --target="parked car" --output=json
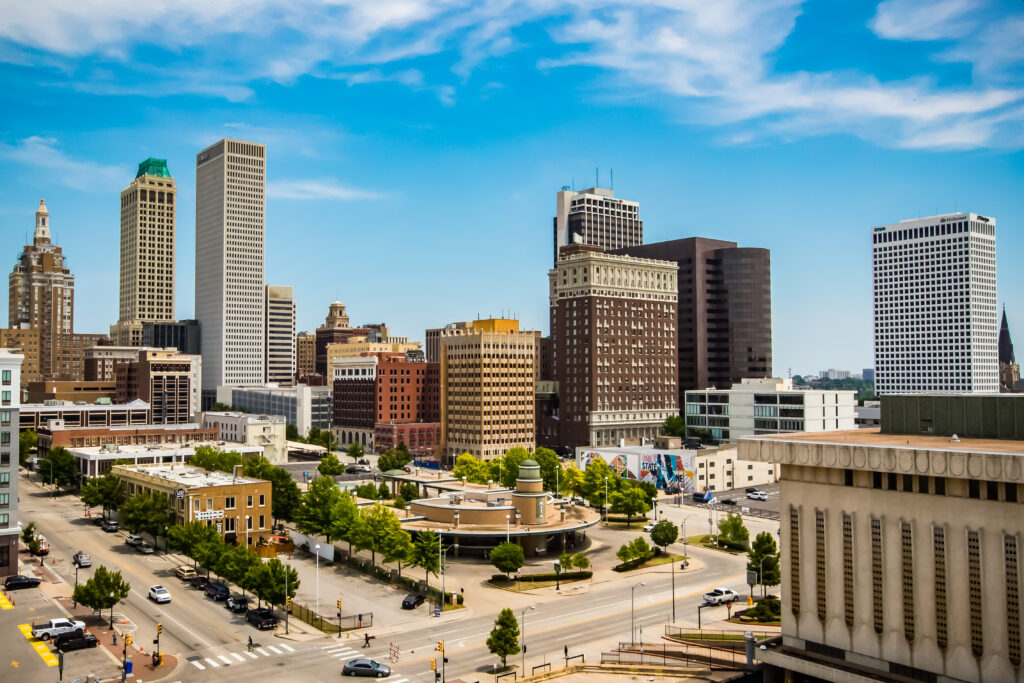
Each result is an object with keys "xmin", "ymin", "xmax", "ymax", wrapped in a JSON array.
[
  {"xmin": 72, "ymin": 551, "xmax": 91, "ymax": 568},
  {"xmin": 174, "ymin": 565, "xmax": 197, "ymax": 581},
  {"xmin": 744, "ymin": 487, "xmax": 762, "ymax": 494},
  {"xmin": 664, "ymin": 485, "xmax": 680, "ymax": 495},
  {"xmin": 342, "ymin": 658, "xmax": 391, "ymax": 677},
  {"xmin": 720, "ymin": 498, "xmax": 736, "ymax": 506},
  {"xmin": 684, "ymin": 441, "xmax": 702, "ymax": 450},
  {"xmin": 91, "ymin": 517, "xmax": 106, "ymax": 527},
  {"xmin": 226, "ymin": 596, "xmax": 250, "ymax": 613},
  {"xmin": 204, "ymin": 581, "xmax": 230, "ymax": 601},
  {"xmin": 4, "ymin": 575, "xmax": 41, "ymax": 590},
  {"xmin": 246, "ymin": 607, "xmax": 278, "ymax": 630},
  {"xmin": 401, "ymin": 594, "xmax": 425, "ymax": 609},
  {"xmin": 345, "ymin": 465, "xmax": 371, "ymax": 474},
  {"xmin": 32, "ymin": 618, "xmax": 85, "ymax": 641},
  {"xmin": 642, "ymin": 523, "xmax": 655, "ymax": 532},
  {"xmin": 357, "ymin": 458, "xmax": 370, "ymax": 465},
  {"xmin": 148, "ymin": 585, "xmax": 171, "ymax": 603},
  {"xmin": 125, "ymin": 534, "xmax": 143, "ymax": 547},
  {"xmin": 189, "ymin": 575, "xmax": 210, "ymax": 591},
  {"xmin": 52, "ymin": 632, "xmax": 99, "ymax": 652},
  {"xmin": 746, "ymin": 491, "xmax": 767, "ymax": 501},
  {"xmin": 703, "ymin": 587, "xmax": 739, "ymax": 605},
  {"xmin": 101, "ymin": 520, "xmax": 119, "ymax": 533},
  {"xmin": 136, "ymin": 541, "xmax": 155, "ymax": 555}
]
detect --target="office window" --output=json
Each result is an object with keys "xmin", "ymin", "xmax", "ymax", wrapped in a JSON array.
[
  {"xmin": 789, "ymin": 506, "xmax": 801, "ymax": 616},
  {"xmin": 935, "ymin": 477, "xmax": 946, "ymax": 495},
  {"xmin": 247, "ymin": 495, "xmax": 253, "ymax": 508},
  {"xmin": 206, "ymin": 498, "xmax": 213, "ymax": 511},
  {"xmin": 934, "ymin": 526, "xmax": 948, "ymax": 650},
  {"xmin": 968, "ymin": 530, "xmax": 984, "ymax": 657},
  {"xmin": 259, "ymin": 494, "xmax": 266, "ymax": 507},
  {"xmin": 987, "ymin": 481, "xmax": 999, "ymax": 501},
  {"xmin": 815, "ymin": 510, "xmax": 827, "ymax": 622},
  {"xmin": 0, "ymin": 493, "xmax": 8, "ymax": 506},
  {"xmin": 918, "ymin": 475, "xmax": 929, "ymax": 494},
  {"xmin": 1, "ymin": 370, "xmax": 10, "ymax": 384},
  {"xmin": 259, "ymin": 514, "xmax": 265, "ymax": 529},
  {"xmin": 872, "ymin": 472, "xmax": 882, "ymax": 489},
  {"xmin": 844, "ymin": 469, "xmax": 853, "ymax": 487},
  {"xmin": 1006, "ymin": 535, "xmax": 1022, "ymax": 666},
  {"xmin": 871, "ymin": 517, "xmax": 884, "ymax": 634},
  {"xmin": 842, "ymin": 514, "xmax": 854, "ymax": 628},
  {"xmin": 246, "ymin": 516, "xmax": 253, "ymax": 530},
  {"xmin": 969, "ymin": 480, "xmax": 981, "ymax": 499},
  {"xmin": 901, "ymin": 522, "xmax": 915, "ymax": 642}
]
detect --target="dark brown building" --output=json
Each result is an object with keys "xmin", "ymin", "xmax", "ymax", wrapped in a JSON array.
[
  {"xmin": 115, "ymin": 349, "xmax": 192, "ymax": 424},
  {"xmin": 25, "ymin": 380, "xmax": 116, "ymax": 404},
  {"xmin": 614, "ymin": 237, "xmax": 771, "ymax": 398},
  {"xmin": 549, "ymin": 245, "xmax": 678, "ymax": 449},
  {"xmin": 314, "ymin": 302, "xmax": 368, "ymax": 376}
]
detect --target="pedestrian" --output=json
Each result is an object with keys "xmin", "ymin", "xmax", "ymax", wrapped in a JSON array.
[
  {"xmin": 364, "ymin": 632, "xmax": 371, "ymax": 648},
  {"xmin": 248, "ymin": 635, "xmax": 253, "ymax": 652},
  {"xmin": 564, "ymin": 644, "xmax": 568, "ymax": 659}
]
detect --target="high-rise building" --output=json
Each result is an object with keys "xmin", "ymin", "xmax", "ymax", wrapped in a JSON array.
[
  {"xmin": 314, "ymin": 302, "xmax": 367, "ymax": 376},
  {"xmin": 141, "ymin": 319, "xmax": 200, "ymax": 355},
  {"xmin": 615, "ymin": 237, "xmax": 772, "ymax": 399},
  {"xmin": 553, "ymin": 186, "xmax": 642, "ymax": 264},
  {"xmin": 111, "ymin": 159, "xmax": 176, "ymax": 347},
  {"xmin": 195, "ymin": 139, "xmax": 266, "ymax": 406},
  {"xmin": 872, "ymin": 212, "xmax": 998, "ymax": 394},
  {"xmin": 425, "ymin": 321, "xmax": 475, "ymax": 364},
  {"xmin": 550, "ymin": 245, "xmax": 678, "ymax": 449},
  {"xmin": 9, "ymin": 200, "xmax": 75, "ymax": 379},
  {"xmin": 863, "ymin": 368, "xmax": 875, "ymax": 382},
  {"xmin": 0, "ymin": 327, "xmax": 40, "ymax": 384},
  {"xmin": 0, "ymin": 349, "xmax": 23, "ymax": 577},
  {"xmin": 296, "ymin": 331, "xmax": 316, "ymax": 381},
  {"xmin": 115, "ymin": 348, "xmax": 195, "ymax": 424},
  {"xmin": 265, "ymin": 285, "xmax": 296, "ymax": 386},
  {"xmin": 440, "ymin": 319, "xmax": 536, "ymax": 461},
  {"xmin": 999, "ymin": 307, "xmax": 1020, "ymax": 392}
]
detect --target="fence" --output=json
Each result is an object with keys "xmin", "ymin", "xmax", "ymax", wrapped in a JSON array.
[
  {"xmin": 288, "ymin": 602, "xmax": 373, "ymax": 633},
  {"xmin": 664, "ymin": 627, "xmax": 776, "ymax": 641},
  {"xmin": 680, "ymin": 497, "xmax": 780, "ymax": 521}
]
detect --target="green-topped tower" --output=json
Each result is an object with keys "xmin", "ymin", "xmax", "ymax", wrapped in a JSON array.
[{"xmin": 111, "ymin": 158, "xmax": 177, "ymax": 346}]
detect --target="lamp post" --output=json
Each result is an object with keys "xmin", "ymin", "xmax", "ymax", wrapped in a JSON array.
[
  {"xmin": 553, "ymin": 559, "xmax": 561, "ymax": 591},
  {"xmin": 439, "ymin": 538, "xmax": 447, "ymax": 615},
  {"xmin": 40, "ymin": 459, "xmax": 55, "ymax": 497},
  {"xmin": 285, "ymin": 565, "xmax": 290, "ymax": 634},
  {"xmin": 315, "ymin": 543, "xmax": 321, "ymax": 618},
  {"xmin": 651, "ymin": 496, "xmax": 657, "ymax": 521},
  {"xmin": 520, "ymin": 605, "xmax": 535, "ymax": 671},
  {"xmin": 758, "ymin": 556, "xmax": 767, "ymax": 598},
  {"xmin": 505, "ymin": 515, "xmax": 510, "ymax": 543},
  {"xmin": 72, "ymin": 563, "xmax": 80, "ymax": 608},
  {"xmin": 630, "ymin": 582, "xmax": 646, "ymax": 646}
]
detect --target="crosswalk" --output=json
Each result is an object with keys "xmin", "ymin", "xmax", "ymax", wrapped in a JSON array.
[
  {"xmin": 321, "ymin": 643, "xmax": 410, "ymax": 683},
  {"xmin": 189, "ymin": 641, "xmax": 296, "ymax": 671}
]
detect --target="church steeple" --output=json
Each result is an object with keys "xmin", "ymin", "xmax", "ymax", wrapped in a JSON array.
[
  {"xmin": 999, "ymin": 306, "xmax": 1016, "ymax": 365},
  {"xmin": 34, "ymin": 199, "xmax": 51, "ymax": 244}
]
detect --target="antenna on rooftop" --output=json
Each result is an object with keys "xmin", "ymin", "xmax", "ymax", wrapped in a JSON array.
[
  {"xmin": 611, "ymin": 168, "xmax": 614, "ymax": 191},
  {"xmin": 596, "ymin": 167, "xmax": 599, "ymax": 187}
]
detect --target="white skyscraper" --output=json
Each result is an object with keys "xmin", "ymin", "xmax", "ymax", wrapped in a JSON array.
[
  {"xmin": 552, "ymin": 186, "xmax": 642, "ymax": 264},
  {"xmin": 872, "ymin": 212, "xmax": 998, "ymax": 395},
  {"xmin": 195, "ymin": 139, "xmax": 266, "ymax": 406},
  {"xmin": 265, "ymin": 285, "xmax": 296, "ymax": 385}
]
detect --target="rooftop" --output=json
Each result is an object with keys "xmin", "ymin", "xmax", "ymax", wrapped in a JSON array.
[
  {"xmin": 41, "ymin": 422, "xmax": 211, "ymax": 433},
  {"xmin": 204, "ymin": 411, "xmax": 286, "ymax": 423},
  {"xmin": 68, "ymin": 441, "xmax": 264, "ymax": 459},
  {"xmin": 744, "ymin": 428, "xmax": 1024, "ymax": 456},
  {"xmin": 578, "ymin": 443, "xmax": 734, "ymax": 457},
  {"xmin": 114, "ymin": 463, "xmax": 264, "ymax": 488},
  {"xmin": 136, "ymin": 158, "xmax": 171, "ymax": 179},
  {"xmin": 22, "ymin": 399, "xmax": 151, "ymax": 412}
]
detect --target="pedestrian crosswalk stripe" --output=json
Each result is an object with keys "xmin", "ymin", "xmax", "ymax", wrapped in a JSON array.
[
  {"xmin": 245, "ymin": 651, "xmax": 258, "ymax": 659},
  {"xmin": 322, "ymin": 644, "xmax": 352, "ymax": 651},
  {"xmin": 205, "ymin": 658, "xmax": 220, "ymax": 668},
  {"xmin": 267, "ymin": 646, "xmax": 282, "ymax": 654},
  {"xmin": 218, "ymin": 655, "xmax": 233, "ymax": 665},
  {"xmin": 190, "ymin": 661, "xmax": 206, "ymax": 671},
  {"xmin": 280, "ymin": 643, "xmax": 295, "ymax": 652},
  {"xmin": 231, "ymin": 652, "xmax": 246, "ymax": 662},
  {"xmin": 258, "ymin": 648, "xmax": 271, "ymax": 656}
]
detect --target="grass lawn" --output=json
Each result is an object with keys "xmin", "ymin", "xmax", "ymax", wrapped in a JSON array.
[
  {"xmin": 686, "ymin": 534, "xmax": 746, "ymax": 554},
  {"xmin": 487, "ymin": 575, "xmax": 589, "ymax": 592},
  {"xmin": 613, "ymin": 552, "xmax": 687, "ymax": 572}
]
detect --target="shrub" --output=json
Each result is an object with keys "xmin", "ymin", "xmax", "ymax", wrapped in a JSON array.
[
  {"xmin": 456, "ymin": 593, "xmax": 464, "ymax": 605},
  {"xmin": 744, "ymin": 595, "xmax": 781, "ymax": 622}
]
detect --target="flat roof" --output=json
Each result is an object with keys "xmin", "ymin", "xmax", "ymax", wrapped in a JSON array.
[
  {"xmin": 744, "ymin": 428, "xmax": 1024, "ymax": 456},
  {"xmin": 68, "ymin": 441, "xmax": 264, "ymax": 459},
  {"xmin": 43, "ymin": 422, "xmax": 211, "ymax": 433},
  {"xmin": 203, "ymin": 411, "xmax": 286, "ymax": 422},
  {"xmin": 115, "ymin": 464, "xmax": 265, "ymax": 488},
  {"xmin": 577, "ymin": 444, "xmax": 733, "ymax": 457},
  {"xmin": 22, "ymin": 400, "xmax": 150, "ymax": 412}
]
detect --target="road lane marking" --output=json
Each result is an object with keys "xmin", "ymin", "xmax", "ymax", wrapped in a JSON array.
[
  {"xmin": 258, "ymin": 648, "xmax": 271, "ymax": 656},
  {"xmin": 191, "ymin": 661, "xmax": 206, "ymax": 670},
  {"xmin": 217, "ymin": 654, "xmax": 233, "ymax": 665},
  {"xmin": 245, "ymin": 651, "xmax": 258, "ymax": 659},
  {"xmin": 17, "ymin": 624, "xmax": 58, "ymax": 667},
  {"xmin": 280, "ymin": 643, "xmax": 295, "ymax": 652},
  {"xmin": 0, "ymin": 592, "xmax": 13, "ymax": 610},
  {"xmin": 204, "ymin": 657, "xmax": 219, "ymax": 667},
  {"xmin": 267, "ymin": 645, "xmax": 282, "ymax": 654},
  {"xmin": 231, "ymin": 652, "xmax": 246, "ymax": 662}
]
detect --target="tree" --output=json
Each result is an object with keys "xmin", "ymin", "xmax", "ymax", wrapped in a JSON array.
[
  {"xmin": 571, "ymin": 552, "xmax": 589, "ymax": 570},
  {"xmin": 119, "ymin": 491, "xmax": 173, "ymax": 546},
  {"xmin": 317, "ymin": 454, "xmax": 344, "ymax": 477},
  {"xmin": 306, "ymin": 426, "xmax": 323, "ymax": 444},
  {"xmin": 247, "ymin": 558, "xmax": 299, "ymax": 609},
  {"xmin": 80, "ymin": 473, "xmax": 126, "ymax": 520},
  {"xmin": 398, "ymin": 482, "xmax": 419, "ymax": 502},
  {"xmin": 295, "ymin": 476, "xmax": 343, "ymax": 541},
  {"xmin": 650, "ymin": 519, "xmax": 679, "ymax": 551},
  {"xmin": 193, "ymin": 535, "xmax": 227, "ymax": 578},
  {"xmin": 189, "ymin": 445, "xmax": 244, "ymax": 473},
  {"xmin": 581, "ymin": 457, "xmax": 616, "ymax": 507},
  {"xmin": 28, "ymin": 537, "xmax": 42, "ymax": 558},
  {"xmin": 326, "ymin": 492, "xmax": 360, "ymax": 555},
  {"xmin": 662, "ymin": 415, "xmax": 685, "ymax": 437},
  {"xmin": 558, "ymin": 465, "xmax": 584, "ymax": 499},
  {"xmin": 747, "ymin": 531, "xmax": 781, "ymax": 592},
  {"xmin": 717, "ymin": 513, "xmax": 750, "ymax": 550},
  {"xmin": 498, "ymin": 447, "xmax": 530, "ymax": 488},
  {"xmin": 686, "ymin": 427, "xmax": 714, "ymax": 443},
  {"xmin": 609, "ymin": 487, "xmax": 650, "ymax": 527},
  {"xmin": 354, "ymin": 482, "xmax": 378, "ymax": 500},
  {"xmin": 243, "ymin": 456, "xmax": 300, "ymax": 523},
  {"xmin": 490, "ymin": 542, "xmax": 524, "ymax": 579},
  {"xmin": 285, "ymin": 423, "xmax": 301, "ymax": 441},
  {"xmin": 19, "ymin": 430, "xmax": 37, "ymax": 465},
  {"xmin": 321, "ymin": 430, "xmax": 339, "ymax": 453},
  {"xmin": 616, "ymin": 537, "xmax": 651, "ymax": 563},
  {"xmin": 167, "ymin": 522, "xmax": 221, "ymax": 566},
  {"xmin": 383, "ymin": 528, "xmax": 414, "ymax": 577},
  {"xmin": 41, "ymin": 447, "xmax": 79, "ymax": 489},
  {"xmin": 71, "ymin": 565, "xmax": 130, "ymax": 624},
  {"xmin": 21, "ymin": 521, "xmax": 36, "ymax": 545},
  {"xmin": 211, "ymin": 402, "xmax": 235, "ymax": 412},
  {"xmin": 409, "ymin": 531, "xmax": 440, "ymax": 592},
  {"xmin": 533, "ymin": 447, "xmax": 562, "ymax": 492},
  {"xmin": 377, "ymin": 482, "xmax": 392, "ymax": 500},
  {"xmin": 346, "ymin": 441, "xmax": 364, "ymax": 463},
  {"xmin": 377, "ymin": 448, "xmax": 412, "ymax": 473},
  {"xmin": 218, "ymin": 544, "xmax": 261, "ymax": 596},
  {"xmin": 452, "ymin": 453, "xmax": 490, "ymax": 484},
  {"xmin": 486, "ymin": 608, "xmax": 520, "ymax": 667},
  {"xmin": 351, "ymin": 504, "xmax": 403, "ymax": 566}
]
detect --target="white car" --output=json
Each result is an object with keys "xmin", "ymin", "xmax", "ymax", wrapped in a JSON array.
[
  {"xmin": 642, "ymin": 523, "xmax": 655, "ymax": 532},
  {"xmin": 703, "ymin": 587, "xmax": 739, "ymax": 605},
  {"xmin": 747, "ymin": 491, "xmax": 767, "ymax": 501},
  {"xmin": 148, "ymin": 585, "xmax": 171, "ymax": 603}
]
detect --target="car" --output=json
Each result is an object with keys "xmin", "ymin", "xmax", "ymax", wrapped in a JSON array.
[
  {"xmin": 642, "ymin": 523, "xmax": 655, "ymax": 532},
  {"xmin": 684, "ymin": 441, "xmax": 702, "ymax": 450},
  {"xmin": 345, "ymin": 465, "xmax": 371, "ymax": 474},
  {"xmin": 174, "ymin": 565, "xmax": 198, "ymax": 581},
  {"xmin": 246, "ymin": 607, "xmax": 278, "ymax": 630},
  {"xmin": 703, "ymin": 587, "xmax": 739, "ymax": 605},
  {"xmin": 125, "ymin": 534, "xmax": 143, "ymax": 547},
  {"xmin": 31, "ymin": 618, "xmax": 86, "ymax": 641},
  {"xmin": 342, "ymin": 658, "xmax": 392, "ymax": 677},
  {"xmin": 136, "ymin": 541, "xmax": 155, "ymax": 554},
  {"xmin": 226, "ymin": 596, "xmax": 250, "ymax": 613},
  {"xmin": 664, "ymin": 485, "xmax": 680, "ymax": 495},
  {"xmin": 101, "ymin": 520, "xmax": 119, "ymax": 533},
  {"xmin": 401, "ymin": 594, "xmax": 425, "ymax": 610},
  {"xmin": 92, "ymin": 517, "xmax": 106, "ymax": 527},
  {"xmin": 744, "ymin": 487, "xmax": 762, "ymax": 494},
  {"xmin": 148, "ymin": 585, "xmax": 171, "ymax": 603},
  {"xmin": 747, "ymin": 491, "xmax": 767, "ymax": 501},
  {"xmin": 52, "ymin": 632, "xmax": 99, "ymax": 652},
  {"xmin": 33, "ymin": 540, "xmax": 50, "ymax": 556},
  {"xmin": 720, "ymin": 498, "xmax": 736, "ymax": 506},
  {"xmin": 189, "ymin": 575, "xmax": 210, "ymax": 590},
  {"xmin": 205, "ymin": 581, "xmax": 230, "ymax": 601},
  {"xmin": 401, "ymin": 465, "xmax": 413, "ymax": 473},
  {"xmin": 4, "ymin": 575, "xmax": 41, "ymax": 590},
  {"xmin": 72, "ymin": 551, "xmax": 91, "ymax": 568},
  {"xmin": 357, "ymin": 458, "xmax": 370, "ymax": 465}
]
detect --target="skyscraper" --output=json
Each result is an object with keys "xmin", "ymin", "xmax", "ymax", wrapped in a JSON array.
[
  {"xmin": 8, "ymin": 200, "xmax": 75, "ymax": 379},
  {"xmin": 314, "ymin": 302, "xmax": 367, "ymax": 376},
  {"xmin": 550, "ymin": 245, "xmax": 678, "ymax": 449},
  {"xmin": 998, "ymin": 307, "xmax": 1019, "ymax": 392},
  {"xmin": 195, "ymin": 139, "xmax": 266, "ymax": 406},
  {"xmin": 872, "ymin": 212, "xmax": 998, "ymax": 394},
  {"xmin": 553, "ymin": 186, "xmax": 642, "ymax": 264},
  {"xmin": 111, "ymin": 158, "xmax": 177, "ymax": 346},
  {"xmin": 615, "ymin": 237, "xmax": 772, "ymax": 399},
  {"xmin": 265, "ymin": 285, "xmax": 296, "ymax": 386},
  {"xmin": 0, "ymin": 349, "xmax": 23, "ymax": 577}
]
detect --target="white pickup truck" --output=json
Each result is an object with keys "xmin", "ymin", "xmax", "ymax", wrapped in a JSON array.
[{"xmin": 31, "ymin": 618, "xmax": 86, "ymax": 641}]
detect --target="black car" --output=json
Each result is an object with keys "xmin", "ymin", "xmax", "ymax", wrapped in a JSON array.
[
  {"xmin": 92, "ymin": 517, "xmax": 106, "ymax": 527},
  {"xmin": 4, "ymin": 575, "xmax": 41, "ymax": 590},
  {"xmin": 401, "ymin": 594, "xmax": 425, "ymax": 609},
  {"xmin": 204, "ymin": 581, "xmax": 230, "ymax": 601},
  {"xmin": 342, "ymin": 658, "xmax": 391, "ymax": 677},
  {"xmin": 53, "ymin": 632, "xmax": 99, "ymax": 652},
  {"xmin": 246, "ymin": 607, "xmax": 278, "ymax": 630},
  {"xmin": 664, "ymin": 485, "xmax": 680, "ymax": 495},
  {"xmin": 189, "ymin": 575, "xmax": 210, "ymax": 591},
  {"xmin": 720, "ymin": 498, "xmax": 736, "ymax": 505},
  {"xmin": 226, "ymin": 596, "xmax": 250, "ymax": 613}
]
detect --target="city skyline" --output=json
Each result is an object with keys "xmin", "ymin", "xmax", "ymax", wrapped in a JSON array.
[{"xmin": 1, "ymin": 1, "xmax": 1022, "ymax": 375}]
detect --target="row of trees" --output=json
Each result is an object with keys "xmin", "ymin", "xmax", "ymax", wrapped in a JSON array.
[{"xmin": 287, "ymin": 425, "xmax": 340, "ymax": 454}]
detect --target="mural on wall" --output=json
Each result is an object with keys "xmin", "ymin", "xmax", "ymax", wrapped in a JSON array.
[{"xmin": 575, "ymin": 449, "xmax": 695, "ymax": 492}]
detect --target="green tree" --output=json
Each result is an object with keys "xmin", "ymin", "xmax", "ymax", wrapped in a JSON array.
[
  {"xmin": 609, "ymin": 487, "xmax": 650, "ymax": 527},
  {"xmin": 21, "ymin": 521, "xmax": 37, "ymax": 545},
  {"xmin": 354, "ymin": 482, "xmax": 378, "ymax": 499},
  {"xmin": 193, "ymin": 535, "xmax": 227, "ymax": 578},
  {"xmin": 80, "ymin": 473, "xmax": 126, "ymax": 520},
  {"xmin": 71, "ymin": 565, "xmax": 130, "ymax": 625},
  {"xmin": 384, "ymin": 527, "xmax": 414, "ymax": 577},
  {"xmin": 686, "ymin": 427, "xmax": 714, "ymax": 443},
  {"xmin": 452, "ymin": 453, "xmax": 490, "ymax": 484},
  {"xmin": 377, "ymin": 448, "xmax": 412, "ymax": 473},
  {"xmin": 581, "ymin": 457, "xmax": 616, "ymax": 507},
  {"xmin": 295, "ymin": 476, "xmax": 343, "ymax": 541},
  {"xmin": 630, "ymin": 536, "xmax": 651, "ymax": 559},
  {"xmin": 497, "ymin": 447, "xmax": 530, "ymax": 488},
  {"xmin": 27, "ymin": 536, "xmax": 42, "ymax": 557},
  {"xmin": 306, "ymin": 426, "xmax": 323, "ymax": 444},
  {"xmin": 211, "ymin": 402, "xmax": 235, "ymax": 412},
  {"xmin": 346, "ymin": 441, "xmax": 364, "ymax": 463},
  {"xmin": 398, "ymin": 482, "xmax": 419, "ymax": 501},
  {"xmin": 19, "ymin": 429, "xmax": 37, "ymax": 465},
  {"xmin": 377, "ymin": 482, "xmax": 392, "ymax": 500},
  {"xmin": 558, "ymin": 464, "xmax": 584, "ymax": 499},
  {"xmin": 650, "ymin": 519, "xmax": 679, "ymax": 551},
  {"xmin": 351, "ymin": 504, "xmax": 403, "ymax": 566},
  {"xmin": 41, "ymin": 447, "xmax": 79, "ymax": 489},
  {"xmin": 285, "ymin": 423, "xmax": 301, "ymax": 441},
  {"xmin": 320, "ymin": 430, "xmax": 339, "ymax": 453},
  {"xmin": 246, "ymin": 558, "xmax": 299, "ymax": 609},
  {"xmin": 533, "ymin": 447, "xmax": 562, "ymax": 492},
  {"xmin": 717, "ymin": 513, "xmax": 750, "ymax": 550},
  {"xmin": 317, "ymin": 454, "xmax": 344, "ymax": 477},
  {"xmin": 189, "ymin": 445, "xmax": 244, "ymax": 473},
  {"xmin": 486, "ymin": 608, "xmax": 521, "ymax": 667},
  {"xmin": 662, "ymin": 415, "xmax": 685, "ymax": 437},
  {"xmin": 119, "ymin": 491, "xmax": 173, "ymax": 547},
  {"xmin": 571, "ymin": 552, "xmax": 589, "ymax": 570},
  {"xmin": 326, "ymin": 492, "xmax": 361, "ymax": 555},
  {"xmin": 409, "ymin": 531, "xmax": 440, "ymax": 592},
  {"xmin": 217, "ymin": 544, "xmax": 261, "ymax": 596},
  {"xmin": 167, "ymin": 521, "xmax": 221, "ymax": 567},
  {"xmin": 490, "ymin": 542, "xmax": 524, "ymax": 579},
  {"xmin": 747, "ymin": 531, "xmax": 781, "ymax": 592},
  {"xmin": 242, "ymin": 456, "xmax": 300, "ymax": 523}
]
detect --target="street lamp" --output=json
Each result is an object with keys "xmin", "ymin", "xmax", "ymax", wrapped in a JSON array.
[
  {"xmin": 553, "ymin": 559, "xmax": 561, "ymax": 591},
  {"xmin": 505, "ymin": 514, "xmax": 511, "ymax": 543},
  {"xmin": 630, "ymin": 582, "xmax": 646, "ymax": 645},
  {"xmin": 40, "ymin": 459, "xmax": 55, "ymax": 497},
  {"xmin": 520, "ymin": 605, "xmax": 535, "ymax": 671},
  {"xmin": 315, "ymin": 543, "xmax": 321, "ymax": 618}
]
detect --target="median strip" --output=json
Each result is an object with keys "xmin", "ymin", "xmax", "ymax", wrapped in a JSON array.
[{"xmin": 17, "ymin": 624, "xmax": 59, "ymax": 667}]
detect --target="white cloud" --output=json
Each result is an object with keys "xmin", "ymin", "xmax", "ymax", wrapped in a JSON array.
[
  {"xmin": 268, "ymin": 179, "xmax": 385, "ymax": 201},
  {"xmin": 0, "ymin": 136, "xmax": 126, "ymax": 190},
  {"xmin": 870, "ymin": 0, "xmax": 977, "ymax": 41}
]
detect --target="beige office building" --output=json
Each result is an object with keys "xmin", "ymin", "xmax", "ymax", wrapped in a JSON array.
[
  {"xmin": 740, "ymin": 400, "xmax": 1024, "ymax": 683},
  {"xmin": 265, "ymin": 285, "xmax": 296, "ymax": 386},
  {"xmin": 441, "ymin": 319, "xmax": 536, "ymax": 461},
  {"xmin": 111, "ymin": 159, "xmax": 177, "ymax": 347},
  {"xmin": 296, "ymin": 331, "xmax": 315, "ymax": 380},
  {"xmin": 325, "ymin": 337, "xmax": 421, "ymax": 366}
]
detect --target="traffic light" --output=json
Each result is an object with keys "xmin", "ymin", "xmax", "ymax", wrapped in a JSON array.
[
  {"xmin": 125, "ymin": 634, "xmax": 132, "ymax": 646},
  {"xmin": 337, "ymin": 599, "xmax": 342, "ymax": 610},
  {"xmin": 430, "ymin": 659, "xmax": 436, "ymax": 671},
  {"xmin": 437, "ymin": 640, "xmax": 444, "ymax": 653},
  {"xmin": 157, "ymin": 623, "xmax": 163, "ymax": 635},
  {"xmin": 286, "ymin": 596, "xmax": 292, "ymax": 607}
]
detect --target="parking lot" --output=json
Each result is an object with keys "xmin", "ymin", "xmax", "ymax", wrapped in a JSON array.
[{"xmin": 673, "ymin": 482, "xmax": 781, "ymax": 519}]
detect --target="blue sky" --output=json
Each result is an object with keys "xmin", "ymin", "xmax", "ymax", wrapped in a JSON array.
[{"xmin": 1, "ymin": 0, "xmax": 1022, "ymax": 376}]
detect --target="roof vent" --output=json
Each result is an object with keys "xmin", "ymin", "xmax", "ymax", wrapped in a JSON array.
[{"xmin": 951, "ymin": 434, "xmax": 960, "ymax": 443}]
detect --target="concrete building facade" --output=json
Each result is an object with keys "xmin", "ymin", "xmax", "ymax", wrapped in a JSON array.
[
  {"xmin": 315, "ymin": 302, "xmax": 368, "ymax": 376},
  {"xmin": 19, "ymin": 400, "xmax": 151, "ymax": 430},
  {"xmin": 195, "ymin": 139, "xmax": 266, "ymax": 405},
  {"xmin": 553, "ymin": 186, "xmax": 642, "ymax": 264},
  {"xmin": 296, "ymin": 331, "xmax": 315, "ymax": 381},
  {"xmin": 215, "ymin": 384, "xmax": 331, "ymax": 435},
  {"xmin": 201, "ymin": 411, "xmax": 288, "ymax": 464},
  {"xmin": 71, "ymin": 442, "xmax": 263, "ymax": 478},
  {"xmin": 0, "ymin": 350, "xmax": 23, "ymax": 578},
  {"xmin": 0, "ymin": 327, "xmax": 40, "ymax": 385},
  {"xmin": 265, "ymin": 285, "xmax": 296, "ymax": 386},
  {"xmin": 141, "ymin": 319, "xmax": 200, "ymax": 355},
  {"xmin": 25, "ymin": 380, "xmax": 116, "ymax": 404},
  {"xmin": 873, "ymin": 212, "xmax": 998, "ymax": 395},
  {"xmin": 115, "ymin": 348, "xmax": 194, "ymax": 424},
  {"xmin": 37, "ymin": 423, "xmax": 217, "ymax": 452},
  {"xmin": 550, "ymin": 245, "xmax": 678, "ymax": 449}
]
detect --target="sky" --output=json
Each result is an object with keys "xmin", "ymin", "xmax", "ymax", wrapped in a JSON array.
[{"xmin": 1, "ymin": 0, "xmax": 1022, "ymax": 376}]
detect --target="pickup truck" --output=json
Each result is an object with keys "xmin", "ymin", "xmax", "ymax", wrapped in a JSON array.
[
  {"xmin": 703, "ymin": 587, "xmax": 739, "ymax": 605},
  {"xmin": 32, "ymin": 618, "xmax": 86, "ymax": 641}
]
